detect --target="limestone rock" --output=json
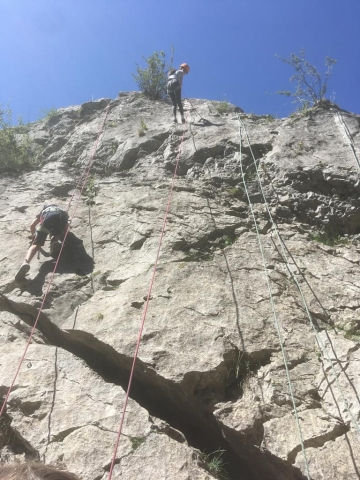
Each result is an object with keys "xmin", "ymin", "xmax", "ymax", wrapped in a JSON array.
[
  {"xmin": 1, "ymin": 95, "xmax": 360, "ymax": 479},
  {"xmin": 0, "ymin": 315, "xmax": 217, "ymax": 480}
]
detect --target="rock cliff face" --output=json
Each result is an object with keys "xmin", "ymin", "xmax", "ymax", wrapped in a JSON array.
[{"xmin": 0, "ymin": 93, "xmax": 360, "ymax": 480}]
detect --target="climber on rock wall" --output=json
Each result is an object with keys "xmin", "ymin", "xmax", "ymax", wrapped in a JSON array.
[
  {"xmin": 167, "ymin": 63, "xmax": 190, "ymax": 124},
  {"xmin": 0, "ymin": 462, "xmax": 80, "ymax": 479},
  {"xmin": 15, "ymin": 204, "xmax": 69, "ymax": 281}
]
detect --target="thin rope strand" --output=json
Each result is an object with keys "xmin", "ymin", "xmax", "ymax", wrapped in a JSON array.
[
  {"xmin": 237, "ymin": 115, "xmax": 311, "ymax": 479},
  {"xmin": 66, "ymin": 105, "xmax": 110, "ymax": 213},
  {"xmin": 107, "ymin": 124, "xmax": 188, "ymax": 479},
  {"xmin": 0, "ymin": 104, "xmax": 111, "ymax": 418},
  {"xmin": 238, "ymin": 115, "xmax": 360, "ymax": 438},
  {"xmin": 335, "ymin": 111, "xmax": 360, "ymax": 169}
]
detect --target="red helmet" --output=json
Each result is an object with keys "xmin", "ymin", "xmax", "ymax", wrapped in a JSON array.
[{"xmin": 180, "ymin": 63, "xmax": 190, "ymax": 73}]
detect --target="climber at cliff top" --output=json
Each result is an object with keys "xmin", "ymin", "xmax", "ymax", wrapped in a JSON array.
[
  {"xmin": 15, "ymin": 204, "xmax": 69, "ymax": 281},
  {"xmin": 167, "ymin": 63, "xmax": 190, "ymax": 124}
]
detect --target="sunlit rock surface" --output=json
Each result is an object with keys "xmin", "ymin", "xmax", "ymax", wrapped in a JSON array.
[{"xmin": 1, "ymin": 93, "xmax": 360, "ymax": 479}]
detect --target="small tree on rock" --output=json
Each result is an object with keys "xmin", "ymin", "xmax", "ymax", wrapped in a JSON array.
[
  {"xmin": 0, "ymin": 104, "xmax": 36, "ymax": 172},
  {"xmin": 133, "ymin": 48, "xmax": 174, "ymax": 100},
  {"xmin": 275, "ymin": 49, "xmax": 337, "ymax": 109}
]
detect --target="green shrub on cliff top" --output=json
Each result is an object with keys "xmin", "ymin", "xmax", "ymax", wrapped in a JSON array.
[
  {"xmin": 0, "ymin": 105, "xmax": 38, "ymax": 172},
  {"xmin": 39, "ymin": 106, "xmax": 58, "ymax": 120},
  {"xmin": 275, "ymin": 49, "xmax": 337, "ymax": 110},
  {"xmin": 133, "ymin": 47, "xmax": 174, "ymax": 100}
]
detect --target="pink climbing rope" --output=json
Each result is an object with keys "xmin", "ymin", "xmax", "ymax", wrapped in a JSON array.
[
  {"xmin": 0, "ymin": 104, "xmax": 111, "ymax": 418},
  {"xmin": 107, "ymin": 123, "xmax": 188, "ymax": 479}
]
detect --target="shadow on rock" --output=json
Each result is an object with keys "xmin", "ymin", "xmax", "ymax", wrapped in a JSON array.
[
  {"xmin": 25, "ymin": 232, "xmax": 94, "ymax": 296},
  {"xmin": 191, "ymin": 118, "xmax": 225, "ymax": 127}
]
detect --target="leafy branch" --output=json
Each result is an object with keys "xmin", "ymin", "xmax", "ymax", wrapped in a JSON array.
[
  {"xmin": 275, "ymin": 49, "xmax": 337, "ymax": 109},
  {"xmin": 133, "ymin": 46, "xmax": 174, "ymax": 100},
  {"xmin": 0, "ymin": 104, "xmax": 38, "ymax": 172}
]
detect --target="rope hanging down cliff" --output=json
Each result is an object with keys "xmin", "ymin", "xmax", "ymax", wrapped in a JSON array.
[
  {"xmin": 238, "ymin": 115, "xmax": 360, "ymax": 439},
  {"xmin": 107, "ymin": 122, "xmax": 188, "ymax": 480},
  {"xmin": 0, "ymin": 103, "xmax": 111, "ymax": 418},
  {"xmin": 335, "ymin": 111, "xmax": 360, "ymax": 169},
  {"xmin": 237, "ymin": 116, "xmax": 311, "ymax": 480}
]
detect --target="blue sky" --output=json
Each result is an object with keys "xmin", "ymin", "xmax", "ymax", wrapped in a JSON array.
[{"xmin": 1, "ymin": 0, "xmax": 359, "ymax": 123}]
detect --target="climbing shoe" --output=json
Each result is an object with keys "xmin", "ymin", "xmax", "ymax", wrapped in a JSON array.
[
  {"xmin": 173, "ymin": 117, "xmax": 178, "ymax": 123},
  {"xmin": 181, "ymin": 117, "xmax": 186, "ymax": 124},
  {"xmin": 15, "ymin": 262, "xmax": 30, "ymax": 281}
]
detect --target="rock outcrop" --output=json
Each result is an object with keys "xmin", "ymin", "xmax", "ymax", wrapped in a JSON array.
[{"xmin": 0, "ymin": 93, "xmax": 360, "ymax": 479}]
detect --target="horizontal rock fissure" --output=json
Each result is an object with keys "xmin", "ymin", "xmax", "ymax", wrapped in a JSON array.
[
  {"xmin": 172, "ymin": 223, "xmax": 244, "ymax": 254},
  {"xmin": 287, "ymin": 423, "xmax": 350, "ymax": 464},
  {"xmin": 1, "ymin": 293, "xmax": 305, "ymax": 480}
]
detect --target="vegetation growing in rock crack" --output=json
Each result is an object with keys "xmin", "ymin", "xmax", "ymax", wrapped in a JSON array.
[
  {"xmin": 315, "ymin": 349, "xmax": 322, "ymax": 362},
  {"xmin": 133, "ymin": 46, "xmax": 174, "ymax": 100},
  {"xmin": 275, "ymin": 49, "xmax": 337, "ymax": 110},
  {"xmin": 227, "ymin": 187, "xmax": 242, "ymax": 198},
  {"xmin": 222, "ymin": 235, "xmax": 236, "ymax": 247},
  {"xmin": 225, "ymin": 351, "xmax": 254, "ymax": 399},
  {"xmin": 243, "ymin": 164, "xmax": 258, "ymax": 181},
  {"xmin": 335, "ymin": 323, "xmax": 360, "ymax": 342},
  {"xmin": 84, "ymin": 176, "xmax": 99, "ymax": 205},
  {"xmin": 182, "ymin": 247, "xmax": 213, "ymax": 262},
  {"xmin": 213, "ymin": 101, "xmax": 231, "ymax": 115},
  {"xmin": 200, "ymin": 449, "xmax": 229, "ymax": 480},
  {"xmin": 39, "ymin": 106, "xmax": 58, "ymax": 120},
  {"xmin": 0, "ymin": 104, "xmax": 39, "ymax": 173},
  {"xmin": 261, "ymin": 114, "xmax": 276, "ymax": 122},
  {"xmin": 310, "ymin": 229, "xmax": 350, "ymax": 247},
  {"xmin": 129, "ymin": 435, "xmax": 147, "ymax": 451},
  {"xmin": 138, "ymin": 117, "xmax": 148, "ymax": 136},
  {"xmin": 180, "ymin": 233, "xmax": 238, "ymax": 262}
]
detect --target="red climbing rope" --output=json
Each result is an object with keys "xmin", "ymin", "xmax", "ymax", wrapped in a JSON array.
[
  {"xmin": 107, "ymin": 123, "xmax": 188, "ymax": 479},
  {"xmin": 0, "ymin": 104, "xmax": 111, "ymax": 418}
]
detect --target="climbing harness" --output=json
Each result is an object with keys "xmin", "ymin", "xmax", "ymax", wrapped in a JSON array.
[
  {"xmin": 107, "ymin": 123, "xmax": 188, "ymax": 480},
  {"xmin": 37, "ymin": 206, "xmax": 69, "ymax": 235},
  {"xmin": 35, "ymin": 224, "xmax": 52, "ymax": 235},
  {"xmin": 40, "ymin": 205, "xmax": 65, "ymax": 215},
  {"xmin": 167, "ymin": 76, "xmax": 181, "ymax": 93},
  {"xmin": 0, "ymin": 103, "xmax": 111, "ymax": 419}
]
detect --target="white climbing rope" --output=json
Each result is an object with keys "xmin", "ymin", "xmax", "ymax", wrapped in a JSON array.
[
  {"xmin": 237, "ymin": 116, "xmax": 311, "ymax": 479},
  {"xmin": 238, "ymin": 115, "xmax": 360, "ymax": 440},
  {"xmin": 335, "ymin": 111, "xmax": 360, "ymax": 169}
]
